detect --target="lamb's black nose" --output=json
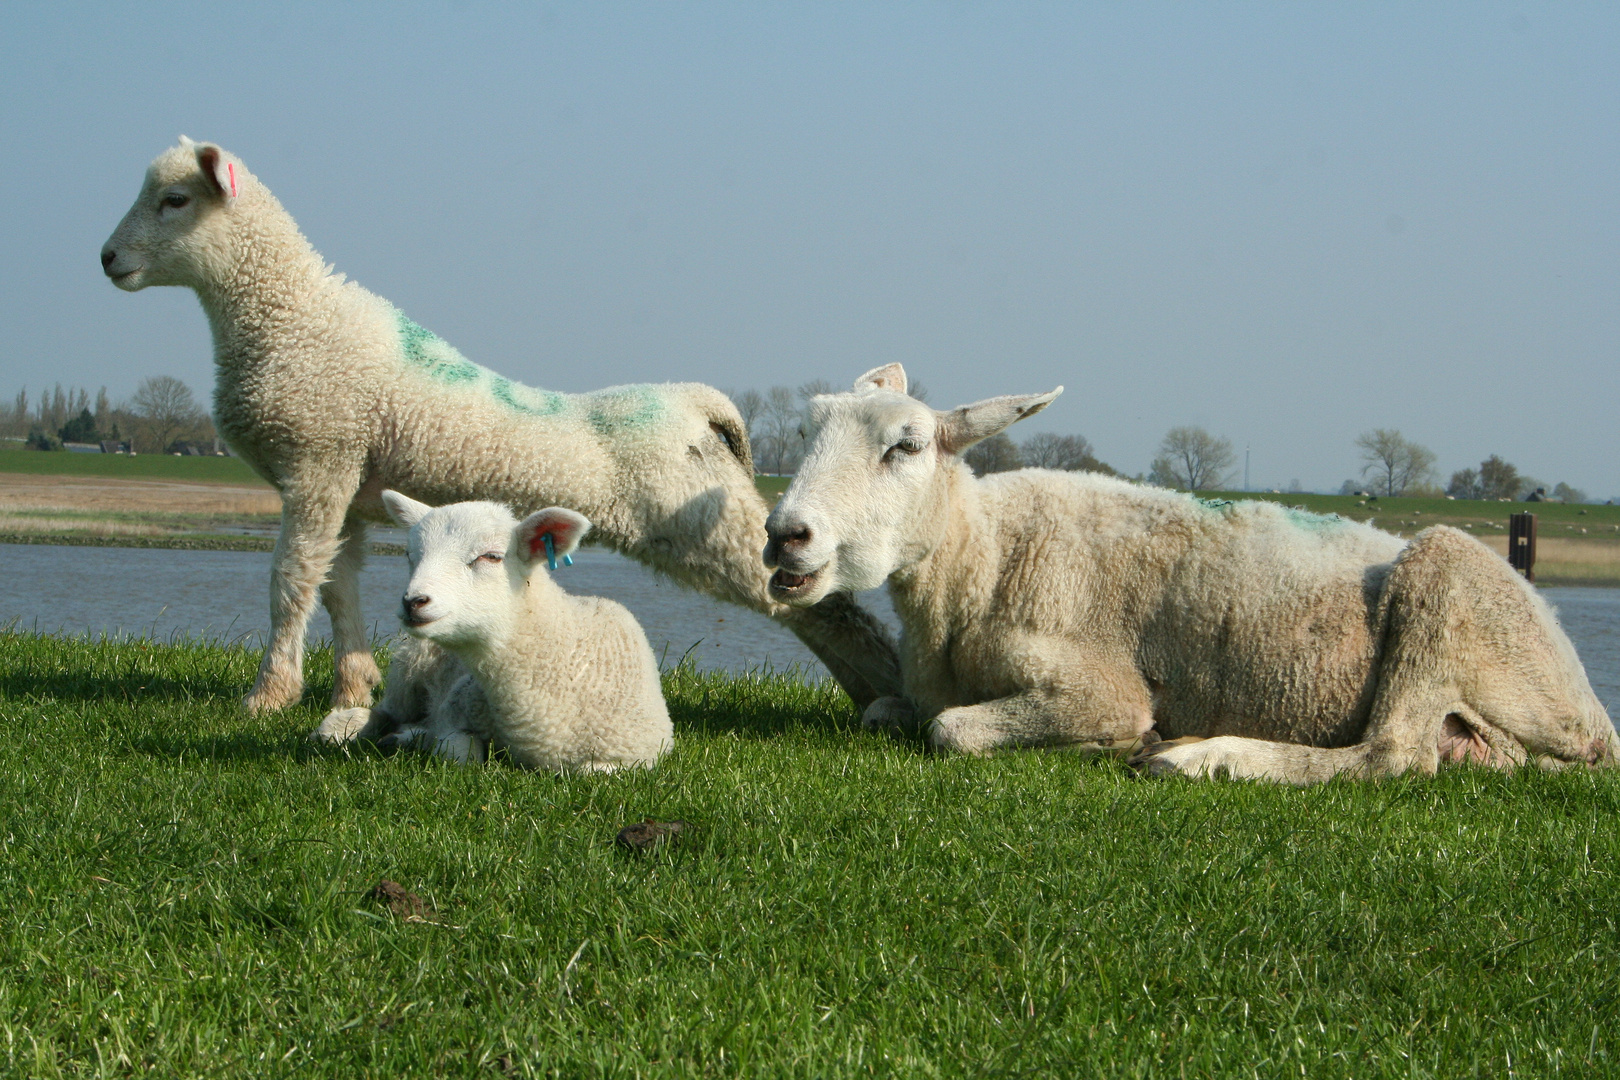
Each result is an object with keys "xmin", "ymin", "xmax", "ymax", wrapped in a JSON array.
[{"xmin": 100, "ymin": 248, "xmax": 116, "ymax": 270}]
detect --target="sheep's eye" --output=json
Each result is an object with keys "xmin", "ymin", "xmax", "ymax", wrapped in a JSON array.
[
  {"xmin": 162, "ymin": 192, "xmax": 190, "ymax": 209},
  {"xmin": 475, "ymin": 552, "xmax": 503, "ymax": 565},
  {"xmin": 885, "ymin": 436, "xmax": 926, "ymax": 460}
]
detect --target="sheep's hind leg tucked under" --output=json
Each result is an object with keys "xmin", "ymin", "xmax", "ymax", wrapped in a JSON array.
[
  {"xmin": 244, "ymin": 486, "xmax": 354, "ymax": 714},
  {"xmin": 321, "ymin": 517, "xmax": 383, "ymax": 708},
  {"xmin": 1135, "ymin": 527, "xmax": 1618, "ymax": 783}
]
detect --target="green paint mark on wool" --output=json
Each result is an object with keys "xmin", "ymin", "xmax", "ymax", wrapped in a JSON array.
[
  {"xmin": 394, "ymin": 309, "xmax": 568, "ymax": 417},
  {"xmin": 1194, "ymin": 497, "xmax": 1234, "ymax": 511},
  {"xmin": 585, "ymin": 385, "xmax": 664, "ymax": 433},
  {"xmin": 1282, "ymin": 506, "xmax": 1348, "ymax": 532},
  {"xmin": 491, "ymin": 377, "xmax": 568, "ymax": 418},
  {"xmin": 396, "ymin": 311, "xmax": 480, "ymax": 385}
]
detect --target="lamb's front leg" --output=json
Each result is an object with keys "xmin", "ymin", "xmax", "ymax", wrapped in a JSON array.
[
  {"xmin": 244, "ymin": 482, "xmax": 355, "ymax": 714},
  {"xmin": 320, "ymin": 517, "xmax": 383, "ymax": 708}
]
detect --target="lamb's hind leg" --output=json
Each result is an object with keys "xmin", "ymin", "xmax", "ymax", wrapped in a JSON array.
[
  {"xmin": 244, "ymin": 485, "xmax": 354, "ymax": 715},
  {"xmin": 320, "ymin": 517, "xmax": 383, "ymax": 708}
]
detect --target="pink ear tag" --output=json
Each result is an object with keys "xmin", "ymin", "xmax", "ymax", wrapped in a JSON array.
[{"xmin": 227, "ymin": 162, "xmax": 237, "ymax": 198}]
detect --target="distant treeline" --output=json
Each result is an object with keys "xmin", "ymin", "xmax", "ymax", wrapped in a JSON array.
[{"xmin": 1, "ymin": 377, "xmax": 222, "ymax": 455}]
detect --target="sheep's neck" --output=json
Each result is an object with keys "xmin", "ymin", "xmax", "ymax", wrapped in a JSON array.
[
  {"xmin": 195, "ymin": 198, "xmax": 337, "ymax": 370},
  {"xmin": 888, "ymin": 463, "xmax": 997, "ymax": 637},
  {"xmin": 450, "ymin": 578, "xmax": 575, "ymax": 722}
]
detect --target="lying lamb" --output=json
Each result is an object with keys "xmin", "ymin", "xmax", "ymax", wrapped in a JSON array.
[
  {"xmin": 317, "ymin": 491, "xmax": 671, "ymax": 771},
  {"xmin": 762, "ymin": 364, "xmax": 1619, "ymax": 783},
  {"xmin": 101, "ymin": 139, "xmax": 898, "ymax": 719}
]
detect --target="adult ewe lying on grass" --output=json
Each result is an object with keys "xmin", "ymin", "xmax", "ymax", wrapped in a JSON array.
[
  {"xmin": 762, "ymin": 364, "xmax": 1618, "ymax": 783},
  {"xmin": 101, "ymin": 138, "xmax": 897, "ymax": 718},
  {"xmin": 317, "ymin": 492, "xmax": 671, "ymax": 772}
]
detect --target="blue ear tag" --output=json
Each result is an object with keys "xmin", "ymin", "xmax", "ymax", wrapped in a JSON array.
[{"xmin": 542, "ymin": 533, "xmax": 574, "ymax": 571}]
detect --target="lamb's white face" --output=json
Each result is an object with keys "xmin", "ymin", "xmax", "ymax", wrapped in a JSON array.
[
  {"xmin": 763, "ymin": 364, "xmax": 1061, "ymax": 606},
  {"xmin": 382, "ymin": 492, "xmax": 590, "ymax": 652},
  {"xmin": 101, "ymin": 139, "xmax": 241, "ymax": 291}
]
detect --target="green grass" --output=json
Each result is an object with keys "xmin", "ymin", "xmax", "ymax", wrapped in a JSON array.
[
  {"xmin": 0, "ymin": 446, "xmax": 268, "ymax": 485},
  {"xmin": 3, "ymin": 633, "xmax": 1618, "ymax": 1076}
]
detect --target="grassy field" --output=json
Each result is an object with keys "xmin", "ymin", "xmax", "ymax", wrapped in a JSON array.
[
  {"xmin": 3, "ymin": 449, "xmax": 1617, "ymax": 583},
  {"xmin": 0, "ymin": 446, "xmax": 267, "ymax": 485},
  {"xmin": 3, "ymin": 632, "xmax": 1618, "ymax": 1076}
]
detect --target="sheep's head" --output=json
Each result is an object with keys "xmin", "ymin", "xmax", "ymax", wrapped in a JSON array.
[
  {"xmin": 383, "ymin": 491, "xmax": 590, "ymax": 651},
  {"xmin": 101, "ymin": 137, "xmax": 248, "ymax": 291},
  {"xmin": 763, "ymin": 364, "xmax": 1060, "ymax": 606}
]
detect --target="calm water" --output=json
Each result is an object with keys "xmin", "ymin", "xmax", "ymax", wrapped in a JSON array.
[
  {"xmin": 0, "ymin": 541, "xmax": 889, "ymax": 676},
  {"xmin": 2, "ymin": 542, "xmax": 1617, "ymax": 713}
]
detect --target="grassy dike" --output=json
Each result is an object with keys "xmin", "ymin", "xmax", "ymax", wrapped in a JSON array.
[{"xmin": 2, "ymin": 631, "xmax": 1617, "ymax": 1076}]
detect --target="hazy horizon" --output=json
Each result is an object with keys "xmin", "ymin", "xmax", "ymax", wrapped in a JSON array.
[{"xmin": 2, "ymin": 4, "xmax": 1615, "ymax": 495}]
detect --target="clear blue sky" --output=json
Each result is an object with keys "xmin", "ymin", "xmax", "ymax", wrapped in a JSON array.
[{"xmin": 2, "ymin": 3, "xmax": 1616, "ymax": 494}]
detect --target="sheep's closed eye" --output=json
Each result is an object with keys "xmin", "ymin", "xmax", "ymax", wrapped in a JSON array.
[
  {"xmin": 884, "ymin": 436, "xmax": 926, "ymax": 461},
  {"xmin": 162, "ymin": 192, "xmax": 190, "ymax": 209},
  {"xmin": 474, "ymin": 552, "xmax": 503, "ymax": 565}
]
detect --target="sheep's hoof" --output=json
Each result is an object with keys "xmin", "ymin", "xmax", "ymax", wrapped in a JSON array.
[
  {"xmin": 242, "ymin": 687, "xmax": 298, "ymax": 715},
  {"xmin": 309, "ymin": 707, "xmax": 373, "ymax": 746},
  {"xmin": 1126, "ymin": 735, "xmax": 1207, "ymax": 777},
  {"xmin": 861, "ymin": 696, "xmax": 919, "ymax": 736}
]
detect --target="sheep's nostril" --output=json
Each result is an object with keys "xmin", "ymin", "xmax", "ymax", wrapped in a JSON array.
[
  {"xmin": 404, "ymin": 595, "xmax": 430, "ymax": 612},
  {"xmin": 785, "ymin": 525, "xmax": 812, "ymax": 548},
  {"xmin": 100, "ymin": 249, "xmax": 116, "ymax": 270}
]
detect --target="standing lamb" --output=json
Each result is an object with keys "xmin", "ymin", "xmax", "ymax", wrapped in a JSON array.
[
  {"xmin": 762, "ymin": 363, "xmax": 1619, "ymax": 783},
  {"xmin": 100, "ymin": 138, "xmax": 898, "ymax": 718},
  {"xmin": 319, "ymin": 492, "xmax": 671, "ymax": 772}
]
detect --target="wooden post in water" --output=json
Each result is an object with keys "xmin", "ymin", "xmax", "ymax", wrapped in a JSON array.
[{"xmin": 1508, "ymin": 511, "xmax": 1537, "ymax": 582}]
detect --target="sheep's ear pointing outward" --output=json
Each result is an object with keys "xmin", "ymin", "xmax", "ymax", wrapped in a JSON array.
[
  {"xmin": 192, "ymin": 142, "xmax": 239, "ymax": 203},
  {"xmin": 517, "ymin": 507, "xmax": 592, "ymax": 569},
  {"xmin": 853, "ymin": 363, "xmax": 907, "ymax": 395},
  {"xmin": 936, "ymin": 387, "xmax": 1064, "ymax": 456},
  {"xmin": 381, "ymin": 490, "xmax": 434, "ymax": 528}
]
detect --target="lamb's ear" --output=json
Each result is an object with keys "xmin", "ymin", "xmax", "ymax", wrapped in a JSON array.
[
  {"xmin": 516, "ymin": 507, "xmax": 591, "ymax": 567},
  {"xmin": 936, "ymin": 387, "xmax": 1064, "ymax": 455},
  {"xmin": 381, "ymin": 489, "xmax": 433, "ymax": 528},
  {"xmin": 853, "ymin": 363, "xmax": 907, "ymax": 395},
  {"xmin": 192, "ymin": 142, "xmax": 239, "ymax": 202}
]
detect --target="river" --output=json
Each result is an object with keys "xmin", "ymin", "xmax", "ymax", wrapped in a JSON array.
[{"xmin": 3, "ymin": 542, "xmax": 1617, "ymax": 716}]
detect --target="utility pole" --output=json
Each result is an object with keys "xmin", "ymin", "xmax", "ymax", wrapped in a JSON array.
[{"xmin": 1244, "ymin": 446, "xmax": 1250, "ymax": 492}]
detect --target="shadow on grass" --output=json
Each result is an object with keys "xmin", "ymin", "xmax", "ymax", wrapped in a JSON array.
[{"xmin": 662, "ymin": 662, "xmax": 868, "ymax": 742}]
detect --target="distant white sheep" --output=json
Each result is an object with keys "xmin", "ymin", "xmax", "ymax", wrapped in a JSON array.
[
  {"xmin": 316, "ymin": 492, "xmax": 671, "ymax": 772},
  {"xmin": 101, "ymin": 139, "xmax": 898, "ymax": 719},
  {"xmin": 762, "ymin": 363, "xmax": 1619, "ymax": 783}
]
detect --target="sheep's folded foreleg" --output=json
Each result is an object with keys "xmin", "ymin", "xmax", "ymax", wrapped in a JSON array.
[{"xmin": 928, "ymin": 685, "xmax": 1154, "ymax": 756}]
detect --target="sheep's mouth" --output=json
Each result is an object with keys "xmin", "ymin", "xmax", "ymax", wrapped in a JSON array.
[
  {"xmin": 401, "ymin": 612, "xmax": 438, "ymax": 629},
  {"xmin": 769, "ymin": 568, "xmax": 821, "ymax": 597}
]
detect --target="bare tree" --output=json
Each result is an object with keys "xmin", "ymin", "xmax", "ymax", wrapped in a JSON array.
[
  {"xmin": 796, "ymin": 378, "xmax": 835, "ymax": 403},
  {"xmin": 758, "ymin": 385, "xmax": 803, "ymax": 474},
  {"xmin": 1149, "ymin": 426, "xmax": 1236, "ymax": 490},
  {"xmin": 1355, "ymin": 429, "xmax": 1436, "ymax": 497},
  {"xmin": 1476, "ymin": 455, "xmax": 1520, "ymax": 501},
  {"xmin": 906, "ymin": 378, "xmax": 930, "ymax": 404},
  {"xmin": 131, "ymin": 375, "xmax": 204, "ymax": 454},
  {"xmin": 963, "ymin": 433, "xmax": 1023, "ymax": 476},
  {"xmin": 1021, "ymin": 432, "xmax": 1115, "ymax": 474},
  {"xmin": 1446, "ymin": 468, "xmax": 1482, "ymax": 500},
  {"xmin": 726, "ymin": 388, "xmax": 768, "ymax": 463}
]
